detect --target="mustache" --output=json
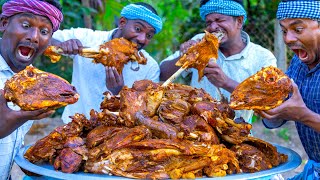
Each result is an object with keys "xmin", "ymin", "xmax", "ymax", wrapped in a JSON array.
[
  {"xmin": 287, "ymin": 43, "xmax": 304, "ymax": 49},
  {"xmin": 18, "ymin": 41, "xmax": 38, "ymax": 51},
  {"xmin": 208, "ymin": 28, "xmax": 224, "ymax": 34}
]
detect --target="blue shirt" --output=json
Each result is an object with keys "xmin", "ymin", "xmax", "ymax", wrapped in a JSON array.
[{"xmin": 286, "ymin": 55, "xmax": 320, "ymax": 162}]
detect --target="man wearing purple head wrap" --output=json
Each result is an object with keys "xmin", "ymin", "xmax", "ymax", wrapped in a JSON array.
[
  {"xmin": 261, "ymin": 0, "xmax": 320, "ymax": 179},
  {"xmin": 51, "ymin": 2, "xmax": 162, "ymax": 124},
  {"xmin": 0, "ymin": 0, "xmax": 63, "ymax": 179},
  {"xmin": 160, "ymin": 0, "xmax": 277, "ymax": 124}
]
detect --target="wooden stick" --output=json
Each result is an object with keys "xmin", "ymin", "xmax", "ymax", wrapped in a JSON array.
[
  {"xmin": 162, "ymin": 67, "xmax": 186, "ymax": 86},
  {"xmin": 50, "ymin": 46, "xmax": 100, "ymax": 56}
]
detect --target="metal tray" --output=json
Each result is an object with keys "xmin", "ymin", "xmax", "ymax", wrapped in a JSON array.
[{"xmin": 15, "ymin": 144, "xmax": 301, "ymax": 180}]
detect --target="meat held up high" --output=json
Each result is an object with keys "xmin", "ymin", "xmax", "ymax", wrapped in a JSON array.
[{"xmin": 4, "ymin": 66, "xmax": 79, "ymax": 111}]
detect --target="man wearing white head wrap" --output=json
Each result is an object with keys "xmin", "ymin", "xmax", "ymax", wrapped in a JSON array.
[
  {"xmin": 261, "ymin": 0, "xmax": 320, "ymax": 179},
  {"xmin": 51, "ymin": 2, "xmax": 162, "ymax": 124},
  {"xmin": 160, "ymin": 0, "xmax": 277, "ymax": 124},
  {"xmin": 0, "ymin": 1, "xmax": 63, "ymax": 179}
]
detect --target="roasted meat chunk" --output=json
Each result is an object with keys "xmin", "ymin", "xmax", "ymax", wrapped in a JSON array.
[
  {"xmin": 180, "ymin": 114, "xmax": 220, "ymax": 144},
  {"xmin": 4, "ymin": 66, "xmax": 79, "ymax": 110},
  {"xmin": 176, "ymin": 31, "xmax": 220, "ymax": 81},
  {"xmin": 100, "ymin": 92, "xmax": 121, "ymax": 111},
  {"xmin": 229, "ymin": 66, "xmax": 292, "ymax": 111},
  {"xmin": 135, "ymin": 111, "xmax": 178, "ymax": 139},
  {"xmin": 85, "ymin": 140, "xmax": 239, "ymax": 179},
  {"xmin": 230, "ymin": 143, "xmax": 272, "ymax": 173},
  {"xmin": 93, "ymin": 37, "xmax": 147, "ymax": 74},
  {"xmin": 44, "ymin": 37, "xmax": 147, "ymax": 74},
  {"xmin": 54, "ymin": 137, "xmax": 88, "ymax": 173},
  {"xmin": 158, "ymin": 99, "xmax": 191, "ymax": 124},
  {"xmin": 231, "ymin": 136, "xmax": 288, "ymax": 173},
  {"xmin": 119, "ymin": 83, "xmax": 163, "ymax": 127},
  {"xmin": 43, "ymin": 46, "xmax": 61, "ymax": 63},
  {"xmin": 24, "ymin": 114, "xmax": 90, "ymax": 164}
]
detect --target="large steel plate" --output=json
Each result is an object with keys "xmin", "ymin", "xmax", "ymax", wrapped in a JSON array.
[{"xmin": 15, "ymin": 144, "xmax": 301, "ymax": 180}]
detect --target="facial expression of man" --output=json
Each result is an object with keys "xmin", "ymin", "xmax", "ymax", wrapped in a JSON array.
[
  {"xmin": 205, "ymin": 13, "xmax": 243, "ymax": 48},
  {"xmin": 0, "ymin": 13, "xmax": 53, "ymax": 72},
  {"xmin": 118, "ymin": 18, "xmax": 155, "ymax": 50},
  {"xmin": 280, "ymin": 18, "xmax": 320, "ymax": 69}
]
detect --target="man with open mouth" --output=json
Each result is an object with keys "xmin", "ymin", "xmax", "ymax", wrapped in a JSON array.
[
  {"xmin": 0, "ymin": 0, "xmax": 63, "ymax": 179},
  {"xmin": 261, "ymin": 0, "xmax": 320, "ymax": 179},
  {"xmin": 51, "ymin": 2, "xmax": 163, "ymax": 124},
  {"xmin": 160, "ymin": 0, "xmax": 277, "ymax": 125}
]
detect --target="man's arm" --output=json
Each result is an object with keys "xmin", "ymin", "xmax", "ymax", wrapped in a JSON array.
[
  {"xmin": 50, "ymin": 38, "xmax": 83, "ymax": 55},
  {"xmin": 0, "ymin": 90, "xmax": 54, "ymax": 138},
  {"xmin": 160, "ymin": 55, "xmax": 180, "ymax": 81}
]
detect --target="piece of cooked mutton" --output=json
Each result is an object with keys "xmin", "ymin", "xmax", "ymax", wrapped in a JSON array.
[
  {"xmin": 44, "ymin": 37, "xmax": 147, "ymax": 74},
  {"xmin": 229, "ymin": 66, "xmax": 293, "ymax": 111},
  {"xmin": 4, "ymin": 66, "xmax": 79, "ymax": 111}
]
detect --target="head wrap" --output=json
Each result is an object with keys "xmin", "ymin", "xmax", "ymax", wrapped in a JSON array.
[
  {"xmin": 121, "ymin": 4, "xmax": 162, "ymax": 34},
  {"xmin": 200, "ymin": 0, "xmax": 247, "ymax": 23},
  {"xmin": 1, "ymin": 0, "xmax": 63, "ymax": 32},
  {"xmin": 277, "ymin": 0, "xmax": 320, "ymax": 20}
]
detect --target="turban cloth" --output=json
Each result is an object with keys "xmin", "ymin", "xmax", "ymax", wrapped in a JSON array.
[
  {"xmin": 277, "ymin": 0, "xmax": 320, "ymax": 20},
  {"xmin": 121, "ymin": 4, "xmax": 163, "ymax": 34},
  {"xmin": 1, "ymin": 0, "xmax": 63, "ymax": 32},
  {"xmin": 200, "ymin": 0, "xmax": 247, "ymax": 23}
]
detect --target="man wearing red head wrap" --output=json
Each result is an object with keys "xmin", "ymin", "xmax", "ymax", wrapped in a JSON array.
[{"xmin": 0, "ymin": 1, "xmax": 63, "ymax": 179}]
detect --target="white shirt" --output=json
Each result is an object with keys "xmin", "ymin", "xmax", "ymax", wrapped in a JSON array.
[
  {"xmin": 0, "ymin": 56, "xmax": 33, "ymax": 180},
  {"xmin": 53, "ymin": 28, "xmax": 160, "ymax": 123},
  {"xmin": 161, "ymin": 31, "xmax": 277, "ymax": 122}
]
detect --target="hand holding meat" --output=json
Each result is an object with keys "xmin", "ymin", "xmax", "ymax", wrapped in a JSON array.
[
  {"xmin": 4, "ymin": 66, "xmax": 79, "ymax": 111},
  {"xmin": 175, "ymin": 31, "xmax": 221, "ymax": 81},
  {"xmin": 179, "ymin": 39, "xmax": 199, "ymax": 54},
  {"xmin": 53, "ymin": 39, "xmax": 83, "ymax": 55},
  {"xmin": 44, "ymin": 38, "xmax": 147, "ymax": 75},
  {"xmin": 0, "ymin": 89, "xmax": 55, "ymax": 138},
  {"xmin": 260, "ymin": 80, "xmax": 319, "ymax": 132},
  {"xmin": 204, "ymin": 61, "xmax": 236, "ymax": 90},
  {"xmin": 106, "ymin": 66, "xmax": 124, "ymax": 95}
]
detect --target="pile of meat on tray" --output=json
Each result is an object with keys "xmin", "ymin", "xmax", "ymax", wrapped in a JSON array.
[{"xmin": 24, "ymin": 80, "xmax": 288, "ymax": 179}]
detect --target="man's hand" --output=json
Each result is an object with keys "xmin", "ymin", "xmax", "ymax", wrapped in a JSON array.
[
  {"xmin": 52, "ymin": 39, "xmax": 83, "ymax": 55},
  {"xmin": 260, "ymin": 80, "xmax": 307, "ymax": 121},
  {"xmin": 0, "ymin": 90, "xmax": 55, "ymax": 138},
  {"xmin": 179, "ymin": 39, "xmax": 198, "ymax": 54},
  {"xmin": 260, "ymin": 80, "xmax": 320, "ymax": 132},
  {"xmin": 106, "ymin": 67, "xmax": 124, "ymax": 95},
  {"xmin": 203, "ymin": 61, "xmax": 238, "ymax": 92}
]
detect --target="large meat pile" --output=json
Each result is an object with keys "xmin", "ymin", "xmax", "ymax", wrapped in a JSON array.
[{"xmin": 24, "ymin": 80, "xmax": 288, "ymax": 179}]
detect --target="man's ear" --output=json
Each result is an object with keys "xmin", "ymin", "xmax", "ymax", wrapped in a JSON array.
[
  {"xmin": 118, "ymin": 17, "xmax": 127, "ymax": 29},
  {"xmin": 0, "ymin": 16, "xmax": 9, "ymax": 32},
  {"xmin": 236, "ymin": 16, "xmax": 244, "ymax": 29}
]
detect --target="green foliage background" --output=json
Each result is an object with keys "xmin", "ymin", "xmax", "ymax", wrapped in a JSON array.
[{"xmin": 0, "ymin": 0, "xmax": 281, "ymax": 80}]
